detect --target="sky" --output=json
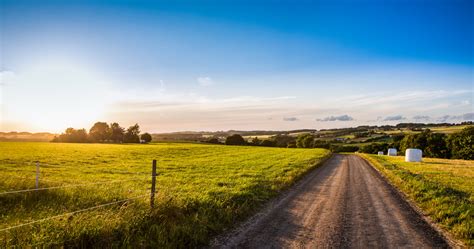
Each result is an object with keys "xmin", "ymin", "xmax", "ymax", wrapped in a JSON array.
[{"xmin": 0, "ymin": 0, "xmax": 473, "ymax": 133}]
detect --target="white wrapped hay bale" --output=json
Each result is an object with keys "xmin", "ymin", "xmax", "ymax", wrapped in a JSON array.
[
  {"xmin": 378, "ymin": 151, "xmax": 384, "ymax": 155},
  {"xmin": 405, "ymin": 149, "xmax": 422, "ymax": 162},
  {"xmin": 387, "ymin": 148, "xmax": 397, "ymax": 156}
]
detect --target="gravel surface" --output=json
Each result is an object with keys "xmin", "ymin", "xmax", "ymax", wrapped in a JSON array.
[{"xmin": 212, "ymin": 154, "xmax": 449, "ymax": 249}]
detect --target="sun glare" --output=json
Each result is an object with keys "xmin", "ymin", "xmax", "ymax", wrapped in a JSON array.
[{"xmin": 3, "ymin": 61, "xmax": 111, "ymax": 132}]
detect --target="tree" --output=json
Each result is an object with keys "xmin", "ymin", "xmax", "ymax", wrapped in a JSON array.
[
  {"xmin": 89, "ymin": 122, "xmax": 110, "ymax": 142},
  {"xmin": 273, "ymin": 135, "xmax": 295, "ymax": 148},
  {"xmin": 140, "ymin": 133, "xmax": 152, "ymax": 143},
  {"xmin": 400, "ymin": 129, "xmax": 430, "ymax": 154},
  {"xmin": 296, "ymin": 133, "xmax": 313, "ymax": 148},
  {"xmin": 110, "ymin": 123, "xmax": 125, "ymax": 143},
  {"xmin": 330, "ymin": 145, "xmax": 359, "ymax": 153},
  {"xmin": 399, "ymin": 129, "xmax": 451, "ymax": 158},
  {"xmin": 425, "ymin": 133, "xmax": 449, "ymax": 158},
  {"xmin": 124, "ymin": 124, "xmax": 140, "ymax": 143},
  {"xmin": 360, "ymin": 143, "xmax": 389, "ymax": 154},
  {"xmin": 312, "ymin": 140, "xmax": 331, "ymax": 149},
  {"xmin": 53, "ymin": 128, "xmax": 88, "ymax": 143},
  {"xmin": 207, "ymin": 138, "xmax": 220, "ymax": 144},
  {"xmin": 260, "ymin": 140, "xmax": 275, "ymax": 147},
  {"xmin": 225, "ymin": 134, "xmax": 246, "ymax": 145},
  {"xmin": 250, "ymin": 137, "xmax": 261, "ymax": 146},
  {"xmin": 447, "ymin": 126, "xmax": 474, "ymax": 160}
]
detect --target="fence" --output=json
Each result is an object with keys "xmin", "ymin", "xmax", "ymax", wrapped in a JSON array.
[{"xmin": 0, "ymin": 159, "xmax": 159, "ymax": 234}]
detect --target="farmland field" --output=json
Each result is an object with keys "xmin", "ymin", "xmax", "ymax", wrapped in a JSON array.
[
  {"xmin": 0, "ymin": 142, "xmax": 330, "ymax": 247},
  {"xmin": 359, "ymin": 154, "xmax": 474, "ymax": 246}
]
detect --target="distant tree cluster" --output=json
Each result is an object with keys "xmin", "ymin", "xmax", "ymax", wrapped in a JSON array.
[
  {"xmin": 52, "ymin": 122, "xmax": 152, "ymax": 144},
  {"xmin": 210, "ymin": 134, "xmax": 297, "ymax": 148},
  {"xmin": 361, "ymin": 126, "xmax": 473, "ymax": 160}
]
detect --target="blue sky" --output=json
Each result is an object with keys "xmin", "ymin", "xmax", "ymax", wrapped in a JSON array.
[{"xmin": 1, "ymin": 0, "xmax": 473, "ymax": 132}]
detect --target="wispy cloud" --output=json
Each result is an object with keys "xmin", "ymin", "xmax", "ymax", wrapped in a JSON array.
[
  {"xmin": 412, "ymin": 115, "xmax": 430, "ymax": 121},
  {"xmin": 437, "ymin": 112, "xmax": 474, "ymax": 122},
  {"xmin": 316, "ymin": 114, "xmax": 354, "ymax": 122},
  {"xmin": 337, "ymin": 90, "xmax": 471, "ymax": 107},
  {"xmin": 197, "ymin": 76, "xmax": 213, "ymax": 86},
  {"xmin": 283, "ymin": 117, "xmax": 298, "ymax": 121},
  {"xmin": 383, "ymin": 115, "xmax": 405, "ymax": 121},
  {"xmin": 114, "ymin": 95, "xmax": 296, "ymax": 110}
]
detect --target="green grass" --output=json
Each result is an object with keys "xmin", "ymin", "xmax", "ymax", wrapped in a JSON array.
[
  {"xmin": 429, "ymin": 125, "xmax": 472, "ymax": 134},
  {"xmin": 0, "ymin": 142, "xmax": 330, "ymax": 248},
  {"xmin": 382, "ymin": 125, "xmax": 471, "ymax": 135},
  {"xmin": 359, "ymin": 154, "xmax": 474, "ymax": 246}
]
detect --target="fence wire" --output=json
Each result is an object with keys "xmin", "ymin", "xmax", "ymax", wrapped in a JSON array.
[
  {"xmin": 0, "ymin": 194, "xmax": 149, "ymax": 232},
  {"xmin": 0, "ymin": 177, "xmax": 150, "ymax": 196}
]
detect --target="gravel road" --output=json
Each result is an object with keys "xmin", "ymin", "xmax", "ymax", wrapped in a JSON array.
[{"xmin": 213, "ymin": 154, "xmax": 449, "ymax": 249}]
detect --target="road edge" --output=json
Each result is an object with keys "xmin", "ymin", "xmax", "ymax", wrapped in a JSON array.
[
  {"xmin": 356, "ymin": 154, "xmax": 465, "ymax": 249},
  {"xmin": 209, "ymin": 152, "xmax": 334, "ymax": 248}
]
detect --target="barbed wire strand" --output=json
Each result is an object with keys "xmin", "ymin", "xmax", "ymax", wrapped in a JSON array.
[
  {"xmin": 0, "ymin": 177, "xmax": 150, "ymax": 196},
  {"xmin": 0, "ymin": 194, "xmax": 149, "ymax": 232}
]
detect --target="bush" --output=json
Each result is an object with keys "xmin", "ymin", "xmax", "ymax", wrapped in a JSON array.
[
  {"xmin": 330, "ymin": 145, "xmax": 359, "ymax": 153},
  {"xmin": 140, "ymin": 133, "xmax": 152, "ymax": 143},
  {"xmin": 296, "ymin": 133, "xmax": 313, "ymax": 148},
  {"xmin": 207, "ymin": 138, "xmax": 221, "ymax": 144},
  {"xmin": 273, "ymin": 135, "xmax": 295, "ymax": 148},
  {"xmin": 260, "ymin": 140, "xmax": 275, "ymax": 147},
  {"xmin": 312, "ymin": 140, "xmax": 331, "ymax": 149},
  {"xmin": 400, "ymin": 130, "xmax": 449, "ymax": 158},
  {"xmin": 225, "ymin": 134, "xmax": 246, "ymax": 146},
  {"xmin": 447, "ymin": 126, "xmax": 474, "ymax": 160}
]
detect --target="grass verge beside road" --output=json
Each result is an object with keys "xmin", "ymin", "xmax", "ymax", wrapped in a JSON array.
[{"xmin": 359, "ymin": 154, "xmax": 473, "ymax": 246}]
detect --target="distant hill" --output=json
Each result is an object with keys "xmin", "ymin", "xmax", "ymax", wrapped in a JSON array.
[
  {"xmin": 0, "ymin": 132, "xmax": 56, "ymax": 142},
  {"xmin": 2, "ymin": 121, "xmax": 471, "ymax": 143},
  {"xmin": 151, "ymin": 122, "xmax": 473, "ymax": 143}
]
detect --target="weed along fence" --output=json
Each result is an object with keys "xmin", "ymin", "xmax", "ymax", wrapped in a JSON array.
[{"xmin": 0, "ymin": 160, "xmax": 160, "ymax": 237}]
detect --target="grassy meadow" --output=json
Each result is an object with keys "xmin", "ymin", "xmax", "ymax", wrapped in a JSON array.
[
  {"xmin": 360, "ymin": 154, "xmax": 474, "ymax": 246},
  {"xmin": 0, "ymin": 142, "xmax": 330, "ymax": 247}
]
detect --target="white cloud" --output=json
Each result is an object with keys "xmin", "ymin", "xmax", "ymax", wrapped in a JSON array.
[
  {"xmin": 383, "ymin": 115, "xmax": 405, "ymax": 121},
  {"xmin": 412, "ymin": 115, "xmax": 431, "ymax": 121},
  {"xmin": 437, "ymin": 113, "xmax": 474, "ymax": 122},
  {"xmin": 283, "ymin": 117, "xmax": 298, "ymax": 121},
  {"xmin": 316, "ymin": 114, "xmax": 354, "ymax": 122},
  {"xmin": 197, "ymin": 76, "xmax": 213, "ymax": 86}
]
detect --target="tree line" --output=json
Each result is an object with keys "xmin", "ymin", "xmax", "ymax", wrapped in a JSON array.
[
  {"xmin": 359, "ymin": 126, "xmax": 473, "ymax": 160},
  {"xmin": 214, "ymin": 126, "xmax": 473, "ymax": 160},
  {"xmin": 52, "ymin": 122, "xmax": 152, "ymax": 143}
]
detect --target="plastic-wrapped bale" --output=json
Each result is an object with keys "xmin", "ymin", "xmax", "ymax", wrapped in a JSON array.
[
  {"xmin": 387, "ymin": 148, "xmax": 397, "ymax": 156},
  {"xmin": 405, "ymin": 148, "xmax": 422, "ymax": 162},
  {"xmin": 378, "ymin": 151, "xmax": 384, "ymax": 155}
]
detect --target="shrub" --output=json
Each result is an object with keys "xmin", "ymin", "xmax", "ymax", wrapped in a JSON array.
[
  {"xmin": 296, "ymin": 133, "xmax": 313, "ymax": 148},
  {"xmin": 225, "ymin": 134, "xmax": 246, "ymax": 146},
  {"xmin": 260, "ymin": 140, "xmax": 275, "ymax": 147},
  {"xmin": 447, "ymin": 126, "xmax": 474, "ymax": 160},
  {"xmin": 140, "ymin": 133, "xmax": 152, "ymax": 143}
]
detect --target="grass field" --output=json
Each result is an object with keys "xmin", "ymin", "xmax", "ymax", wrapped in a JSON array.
[
  {"xmin": 0, "ymin": 142, "xmax": 330, "ymax": 248},
  {"xmin": 359, "ymin": 154, "xmax": 474, "ymax": 246},
  {"xmin": 382, "ymin": 125, "xmax": 471, "ymax": 135}
]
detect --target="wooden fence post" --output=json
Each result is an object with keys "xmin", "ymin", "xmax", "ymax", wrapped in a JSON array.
[
  {"xmin": 35, "ymin": 161, "xmax": 40, "ymax": 189},
  {"xmin": 150, "ymin": 160, "xmax": 157, "ymax": 208}
]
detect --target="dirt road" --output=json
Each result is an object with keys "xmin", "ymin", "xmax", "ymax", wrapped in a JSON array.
[{"xmin": 213, "ymin": 154, "xmax": 449, "ymax": 248}]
